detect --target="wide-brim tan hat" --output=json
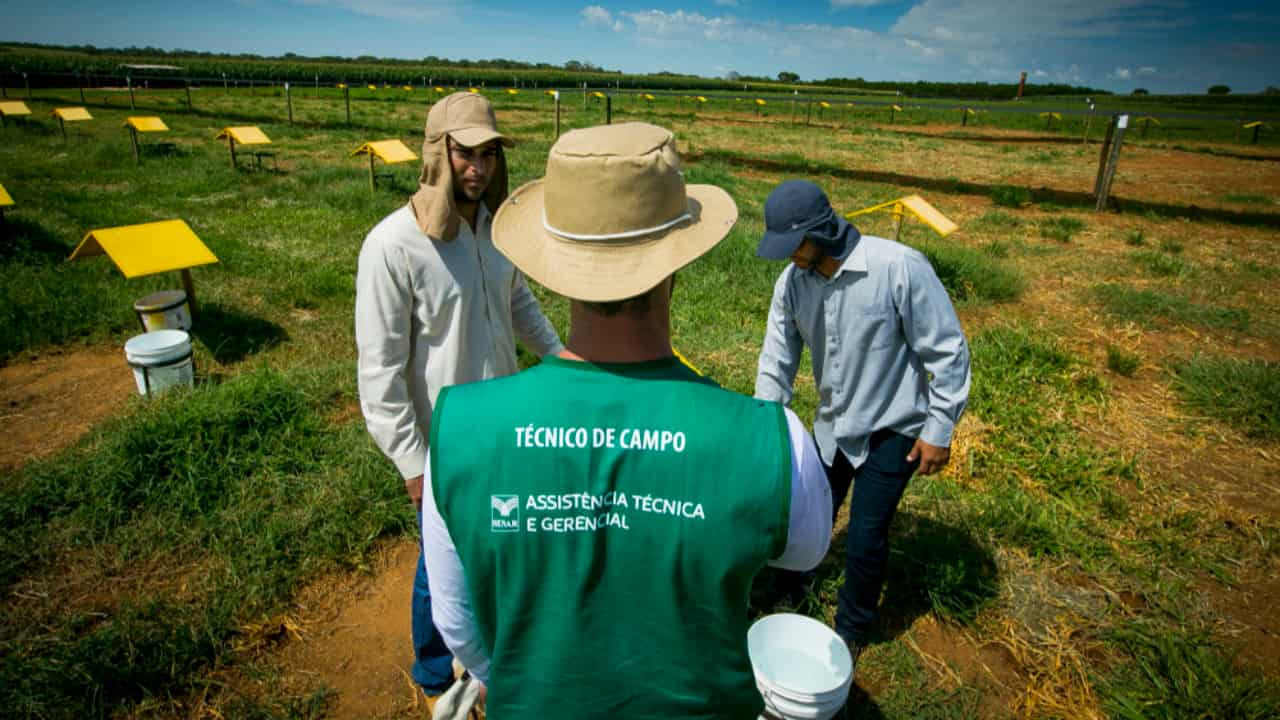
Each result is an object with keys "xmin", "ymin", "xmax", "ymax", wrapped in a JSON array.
[{"xmin": 493, "ymin": 122, "xmax": 737, "ymax": 302}]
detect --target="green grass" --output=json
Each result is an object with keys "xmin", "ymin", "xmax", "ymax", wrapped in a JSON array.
[
  {"xmin": 989, "ymin": 184, "xmax": 1032, "ymax": 208},
  {"xmin": 1158, "ymin": 237, "xmax": 1184, "ymax": 254},
  {"xmin": 1130, "ymin": 249, "xmax": 1196, "ymax": 278},
  {"xmin": 1221, "ymin": 192, "xmax": 1275, "ymax": 205},
  {"xmin": 1101, "ymin": 624, "xmax": 1280, "ymax": 720},
  {"xmin": 1124, "ymin": 228, "xmax": 1146, "ymax": 246},
  {"xmin": 1090, "ymin": 283, "xmax": 1249, "ymax": 331},
  {"xmin": 0, "ymin": 366, "xmax": 407, "ymax": 717},
  {"xmin": 4, "ymin": 86, "xmax": 1280, "ymax": 718},
  {"xmin": 1170, "ymin": 356, "xmax": 1280, "ymax": 439},
  {"xmin": 1106, "ymin": 345, "xmax": 1141, "ymax": 376},
  {"xmin": 909, "ymin": 240, "xmax": 1026, "ymax": 304},
  {"xmin": 1039, "ymin": 216, "xmax": 1086, "ymax": 243},
  {"xmin": 974, "ymin": 210, "xmax": 1022, "ymax": 229}
]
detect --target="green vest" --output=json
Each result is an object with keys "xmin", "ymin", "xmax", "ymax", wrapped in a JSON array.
[{"xmin": 431, "ymin": 356, "xmax": 792, "ymax": 719}]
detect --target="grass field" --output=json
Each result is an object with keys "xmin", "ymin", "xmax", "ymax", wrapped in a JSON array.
[{"xmin": 1, "ymin": 86, "xmax": 1279, "ymax": 718}]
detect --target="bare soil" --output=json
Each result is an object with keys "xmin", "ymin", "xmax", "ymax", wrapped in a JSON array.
[
  {"xmin": 0, "ymin": 344, "xmax": 135, "ymax": 474},
  {"xmin": 273, "ymin": 539, "xmax": 425, "ymax": 720}
]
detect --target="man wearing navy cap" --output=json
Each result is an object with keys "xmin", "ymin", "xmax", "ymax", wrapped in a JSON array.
[{"xmin": 754, "ymin": 180, "xmax": 971, "ymax": 664}]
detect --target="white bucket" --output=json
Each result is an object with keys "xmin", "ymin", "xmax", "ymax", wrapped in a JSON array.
[
  {"xmin": 133, "ymin": 289, "xmax": 191, "ymax": 332},
  {"xmin": 748, "ymin": 614, "xmax": 854, "ymax": 720},
  {"xmin": 124, "ymin": 330, "xmax": 194, "ymax": 396}
]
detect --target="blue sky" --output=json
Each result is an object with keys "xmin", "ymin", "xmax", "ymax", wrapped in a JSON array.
[{"xmin": 3, "ymin": 1, "xmax": 1277, "ymax": 93}]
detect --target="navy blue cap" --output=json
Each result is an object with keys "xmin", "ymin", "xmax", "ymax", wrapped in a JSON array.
[{"xmin": 757, "ymin": 180, "xmax": 859, "ymax": 261}]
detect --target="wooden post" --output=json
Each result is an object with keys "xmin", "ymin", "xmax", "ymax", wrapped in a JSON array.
[
  {"xmin": 961, "ymin": 108, "xmax": 969, "ymax": 127},
  {"xmin": 891, "ymin": 203, "xmax": 905, "ymax": 241},
  {"xmin": 78, "ymin": 72, "xmax": 85, "ymax": 103},
  {"xmin": 889, "ymin": 106, "xmax": 896, "ymax": 124},
  {"xmin": 129, "ymin": 125, "xmax": 140, "ymax": 164},
  {"xmin": 368, "ymin": 153, "xmax": 377, "ymax": 192},
  {"xmin": 24, "ymin": 72, "xmax": 30, "ymax": 99},
  {"xmin": 344, "ymin": 85, "xmax": 351, "ymax": 126},
  {"xmin": 605, "ymin": 94, "xmax": 612, "ymax": 125},
  {"xmin": 185, "ymin": 78, "xmax": 193, "ymax": 112},
  {"xmin": 58, "ymin": 115, "xmax": 67, "ymax": 140},
  {"xmin": 1252, "ymin": 124, "xmax": 1262, "ymax": 145},
  {"xmin": 1082, "ymin": 104, "xmax": 1095, "ymax": 144},
  {"xmin": 582, "ymin": 83, "xmax": 587, "ymax": 110},
  {"xmin": 223, "ymin": 73, "xmax": 228, "ymax": 94},
  {"xmin": 180, "ymin": 268, "xmax": 199, "ymax": 319},
  {"xmin": 286, "ymin": 82, "xmax": 293, "ymax": 124},
  {"xmin": 554, "ymin": 92, "xmax": 561, "ymax": 139},
  {"xmin": 1141, "ymin": 118, "xmax": 1150, "ymax": 137},
  {"xmin": 128, "ymin": 76, "xmax": 135, "ymax": 110},
  {"xmin": 227, "ymin": 135, "xmax": 237, "ymax": 169},
  {"xmin": 1095, "ymin": 114, "xmax": 1128, "ymax": 212},
  {"xmin": 805, "ymin": 99, "xmax": 813, "ymax": 125}
]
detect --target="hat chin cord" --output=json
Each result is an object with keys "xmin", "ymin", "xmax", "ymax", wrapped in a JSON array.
[{"xmin": 542, "ymin": 209, "xmax": 692, "ymax": 242}]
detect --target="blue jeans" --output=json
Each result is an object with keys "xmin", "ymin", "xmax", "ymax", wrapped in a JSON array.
[
  {"xmin": 827, "ymin": 430, "xmax": 918, "ymax": 645},
  {"xmin": 413, "ymin": 512, "xmax": 455, "ymax": 694}
]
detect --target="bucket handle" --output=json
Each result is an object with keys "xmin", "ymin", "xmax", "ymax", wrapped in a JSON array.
[{"xmin": 127, "ymin": 349, "xmax": 194, "ymax": 396}]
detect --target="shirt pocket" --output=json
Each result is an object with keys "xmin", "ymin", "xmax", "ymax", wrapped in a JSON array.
[{"xmin": 849, "ymin": 306, "xmax": 899, "ymax": 351}]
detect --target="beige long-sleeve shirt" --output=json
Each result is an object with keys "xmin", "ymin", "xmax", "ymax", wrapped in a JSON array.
[{"xmin": 355, "ymin": 203, "xmax": 564, "ymax": 480}]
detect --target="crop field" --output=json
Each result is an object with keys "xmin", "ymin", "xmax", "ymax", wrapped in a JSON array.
[{"xmin": 2, "ymin": 86, "xmax": 1279, "ymax": 719}]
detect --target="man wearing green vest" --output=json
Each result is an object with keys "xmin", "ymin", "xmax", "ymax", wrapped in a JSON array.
[{"xmin": 420, "ymin": 122, "xmax": 834, "ymax": 719}]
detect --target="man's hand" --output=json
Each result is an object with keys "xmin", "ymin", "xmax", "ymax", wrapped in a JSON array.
[
  {"xmin": 906, "ymin": 439, "xmax": 950, "ymax": 476},
  {"xmin": 405, "ymin": 474, "xmax": 424, "ymax": 512}
]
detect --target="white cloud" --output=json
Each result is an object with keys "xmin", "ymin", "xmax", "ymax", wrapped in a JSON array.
[
  {"xmin": 1137, "ymin": 65, "xmax": 1157, "ymax": 75},
  {"xmin": 831, "ymin": 0, "xmax": 897, "ymax": 7},
  {"xmin": 891, "ymin": 1, "xmax": 1194, "ymax": 45},
  {"xmin": 1032, "ymin": 69, "xmax": 1048, "ymax": 77},
  {"xmin": 291, "ymin": 0, "xmax": 455, "ymax": 22},
  {"xmin": 1110, "ymin": 66, "xmax": 1133, "ymax": 79},
  {"xmin": 581, "ymin": 5, "xmax": 624, "ymax": 31}
]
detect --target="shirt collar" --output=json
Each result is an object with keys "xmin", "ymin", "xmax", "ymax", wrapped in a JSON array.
[{"xmin": 832, "ymin": 237, "xmax": 867, "ymax": 277}]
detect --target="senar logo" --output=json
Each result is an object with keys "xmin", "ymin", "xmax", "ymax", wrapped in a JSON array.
[{"xmin": 490, "ymin": 494, "xmax": 520, "ymax": 532}]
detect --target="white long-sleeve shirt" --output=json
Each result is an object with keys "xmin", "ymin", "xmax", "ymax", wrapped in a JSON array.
[
  {"xmin": 420, "ymin": 405, "xmax": 832, "ymax": 684},
  {"xmin": 355, "ymin": 203, "xmax": 564, "ymax": 479}
]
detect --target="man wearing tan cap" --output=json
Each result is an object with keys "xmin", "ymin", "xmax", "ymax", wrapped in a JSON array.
[
  {"xmin": 354, "ymin": 92, "xmax": 563, "ymax": 700},
  {"xmin": 419, "ymin": 122, "xmax": 833, "ymax": 718}
]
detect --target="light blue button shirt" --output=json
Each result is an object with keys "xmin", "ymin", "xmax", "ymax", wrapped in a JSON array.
[{"xmin": 754, "ymin": 235, "xmax": 971, "ymax": 468}]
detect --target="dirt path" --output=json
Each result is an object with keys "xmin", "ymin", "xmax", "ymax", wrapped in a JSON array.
[
  {"xmin": 0, "ymin": 345, "xmax": 136, "ymax": 473},
  {"xmin": 275, "ymin": 539, "xmax": 427, "ymax": 720}
]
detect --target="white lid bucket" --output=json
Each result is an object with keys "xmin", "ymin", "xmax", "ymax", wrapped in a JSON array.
[
  {"xmin": 748, "ymin": 613, "xmax": 854, "ymax": 720},
  {"xmin": 124, "ymin": 330, "xmax": 194, "ymax": 396}
]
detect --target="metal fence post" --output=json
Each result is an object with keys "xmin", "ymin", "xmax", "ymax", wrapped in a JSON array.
[
  {"xmin": 344, "ymin": 84, "xmax": 351, "ymax": 126},
  {"xmin": 554, "ymin": 91, "xmax": 561, "ymax": 140},
  {"xmin": 185, "ymin": 78, "xmax": 193, "ymax": 112},
  {"xmin": 128, "ymin": 75, "xmax": 135, "ymax": 110},
  {"xmin": 24, "ymin": 72, "xmax": 30, "ymax": 99},
  {"xmin": 605, "ymin": 94, "xmax": 612, "ymax": 125},
  {"xmin": 286, "ymin": 82, "xmax": 293, "ymax": 124},
  {"xmin": 78, "ymin": 72, "xmax": 85, "ymax": 103}
]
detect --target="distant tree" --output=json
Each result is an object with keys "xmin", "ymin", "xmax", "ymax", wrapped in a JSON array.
[
  {"xmin": 1132, "ymin": 88, "xmax": 1149, "ymax": 95},
  {"xmin": 1207, "ymin": 84, "xmax": 1231, "ymax": 95},
  {"xmin": 724, "ymin": 70, "xmax": 740, "ymax": 81},
  {"xmin": 777, "ymin": 71, "xmax": 800, "ymax": 83},
  {"xmin": 1264, "ymin": 86, "xmax": 1280, "ymax": 96}
]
